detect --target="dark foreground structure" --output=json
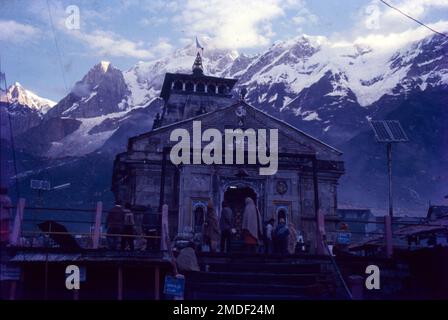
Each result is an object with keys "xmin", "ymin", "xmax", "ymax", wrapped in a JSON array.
[{"xmin": 2, "ymin": 246, "xmax": 448, "ymax": 300}]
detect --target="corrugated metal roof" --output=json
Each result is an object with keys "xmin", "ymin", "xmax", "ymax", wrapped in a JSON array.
[
  {"xmin": 349, "ymin": 217, "xmax": 448, "ymax": 250},
  {"xmin": 395, "ymin": 217, "xmax": 448, "ymax": 236}
]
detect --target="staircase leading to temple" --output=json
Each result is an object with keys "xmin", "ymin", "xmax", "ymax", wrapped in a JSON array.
[{"xmin": 184, "ymin": 253, "xmax": 350, "ymax": 300}]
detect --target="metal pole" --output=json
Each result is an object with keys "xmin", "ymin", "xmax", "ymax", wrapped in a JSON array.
[
  {"xmin": 385, "ymin": 215, "xmax": 393, "ymax": 258},
  {"xmin": 386, "ymin": 143, "xmax": 394, "ymax": 256},
  {"xmin": 387, "ymin": 143, "xmax": 393, "ymax": 218}
]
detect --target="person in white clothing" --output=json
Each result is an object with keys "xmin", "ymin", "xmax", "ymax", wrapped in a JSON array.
[{"xmin": 264, "ymin": 218, "xmax": 275, "ymax": 254}]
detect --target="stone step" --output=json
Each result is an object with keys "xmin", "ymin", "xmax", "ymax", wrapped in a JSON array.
[{"xmin": 186, "ymin": 255, "xmax": 346, "ymax": 300}]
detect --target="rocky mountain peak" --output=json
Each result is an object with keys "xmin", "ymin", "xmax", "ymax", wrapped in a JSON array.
[
  {"xmin": 1, "ymin": 82, "xmax": 55, "ymax": 114},
  {"xmin": 45, "ymin": 61, "xmax": 130, "ymax": 119},
  {"xmin": 99, "ymin": 61, "xmax": 111, "ymax": 73}
]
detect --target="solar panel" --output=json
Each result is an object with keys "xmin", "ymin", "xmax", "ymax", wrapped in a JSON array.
[
  {"xmin": 370, "ymin": 121, "xmax": 391, "ymax": 142},
  {"xmin": 387, "ymin": 121, "xmax": 408, "ymax": 141},
  {"xmin": 369, "ymin": 120, "xmax": 409, "ymax": 143}
]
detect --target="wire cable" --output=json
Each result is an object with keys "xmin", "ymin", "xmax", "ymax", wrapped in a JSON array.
[
  {"xmin": 380, "ymin": 0, "xmax": 448, "ymax": 38},
  {"xmin": 46, "ymin": 0, "xmax": 69, "ymax": 93},
  {"xmin": 0, "ymin": 69, "xmax": 21, "ymax": 199}
]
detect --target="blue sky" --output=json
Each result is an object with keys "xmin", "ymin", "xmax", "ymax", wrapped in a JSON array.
[{"xmin": 1, "ymin": 0, "xmax": 447, "ymax": 101}]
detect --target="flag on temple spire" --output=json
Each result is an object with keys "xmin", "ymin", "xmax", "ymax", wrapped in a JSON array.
[{"xmin": 195, "ymin": 36, "xmax": 204, "ymax": 54}]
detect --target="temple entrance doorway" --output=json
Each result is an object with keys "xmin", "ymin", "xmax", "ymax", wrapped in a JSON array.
[{"xmin": 223, "ymin": 186, "xmax": 257, "ymax": 241}]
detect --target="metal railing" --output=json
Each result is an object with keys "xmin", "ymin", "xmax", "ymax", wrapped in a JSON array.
[
  {"xmin": 4, "ymin": 200, "xmax": 446, "ymax": 253},
  {"xmin": 7, "ymin": 202, "xmax": 162, "ymax": 251}
]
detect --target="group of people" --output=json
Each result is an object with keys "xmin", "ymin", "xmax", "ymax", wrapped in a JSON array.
[
  {"xmin": 264, "ymin": 217, "xmax": 302, "ymax": 255},
  {"xmin": 106, "ymin": 197, "xmax": 304, "ymax": 254},
  {"xmin": 201, "ymin": 197, "xmax": 303, "ymax": 255},
  {"xmin": 201, "ymin": 198, "xmax": 260, "ymax": 253}
]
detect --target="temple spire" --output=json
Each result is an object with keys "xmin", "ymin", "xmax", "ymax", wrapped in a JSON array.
[
  {"xmin": 192, "ymin": 37, "xmax": 204, "ymax": 75},
  {"xmin": 192, "ymin": 52, "xmax": 203, "ymax": 75}
]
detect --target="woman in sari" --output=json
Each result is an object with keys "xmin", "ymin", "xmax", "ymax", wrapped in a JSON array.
[{"xmin": 242, "ymin": 197, "xmax": 263, "ymax": 253}]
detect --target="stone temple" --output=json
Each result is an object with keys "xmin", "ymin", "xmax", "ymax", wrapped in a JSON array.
[{"xmin": 112, "ymin": 51, "xmax": 345, "ymax": 252}]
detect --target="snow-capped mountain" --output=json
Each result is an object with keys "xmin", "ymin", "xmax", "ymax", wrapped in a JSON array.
[
  {"xmin": 8, "ymin": 33, "xmax": 448, "ymax": 158},
  {"xmin": 120, "ymin": 33, "xmax": 448, "ymax": 145},
  {"xmin": 233, "ymin": 34, "xmax": 447, "ymax": 144},
  {"xmin": 123, "ymin": 39, "xmax": 239, "ymax": 108},
  {"xmin": 239, "ymin": 34, "xmax": 447, "ymax": 107},
  {"xmin": 3, "ymin": 32, "xmax": 447, "ymax": 211},
  {"xmin": 1, "ymin": 82, "xmax": 56, "ymax": 114},
  {"xmin": 13, "ymin": 42, "xmax": 239, "ymax": 157},
  {"xmin": 0, "ymin": 82, "xmax": 56, "ymax": 137},
  {"xmin": 47, "ymin": 61, "xmax": 130, "ymax": 119}
]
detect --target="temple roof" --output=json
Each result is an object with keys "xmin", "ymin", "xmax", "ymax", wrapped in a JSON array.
[{"xmin": 130, "ymin": 100, "xmax": 343, "ymax": 156}]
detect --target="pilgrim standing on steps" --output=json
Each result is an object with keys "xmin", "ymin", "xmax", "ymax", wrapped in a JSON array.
[
  {"xmin": 242, "ymin": 197, "xmax": 262, "ymax": 253},
  {"xmin": 220, "ymin": 201, "xmax": 233, "ymax": 253},
  {"xmin": 203, "ymin": 200, "xmax": 220, "ymax": 253}
]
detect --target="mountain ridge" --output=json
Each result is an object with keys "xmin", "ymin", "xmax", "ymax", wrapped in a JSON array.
[{"xmin": 2, "ymin": 32, "xmax": 447, "ymax": 212}]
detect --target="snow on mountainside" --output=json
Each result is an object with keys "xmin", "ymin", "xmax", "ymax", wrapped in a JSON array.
[
  {"xmin": 236, "ymin": 33, "xmax": 448, "ymax": 144},
  {"xmin": 46, "ymin": 61, "xmax": 131, "ymax": 119},
  {"xmin": 241, "ymin": 33, "xmax": 448, "ymax": 108},
  {"xmin": 46, "ymin": 110, "xmax": 130, "ymax": 158},
  {"xmin": 124, "ymin": 33, "xmax": 447, "ymax": 125},
  {"xmin": 1, "ymin": 82, "xmax": 56, "ymax": 114},
  {"xmin": 5, "ymin": 32, "xmax": 447, "ymax": 212},
  {"xmin": 0, "ymin": 82, "xmax": 57, "ymax": 137},
  {"xmin": 31, "ymin": 61, "xmax": 134, "ymax": 157}
]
